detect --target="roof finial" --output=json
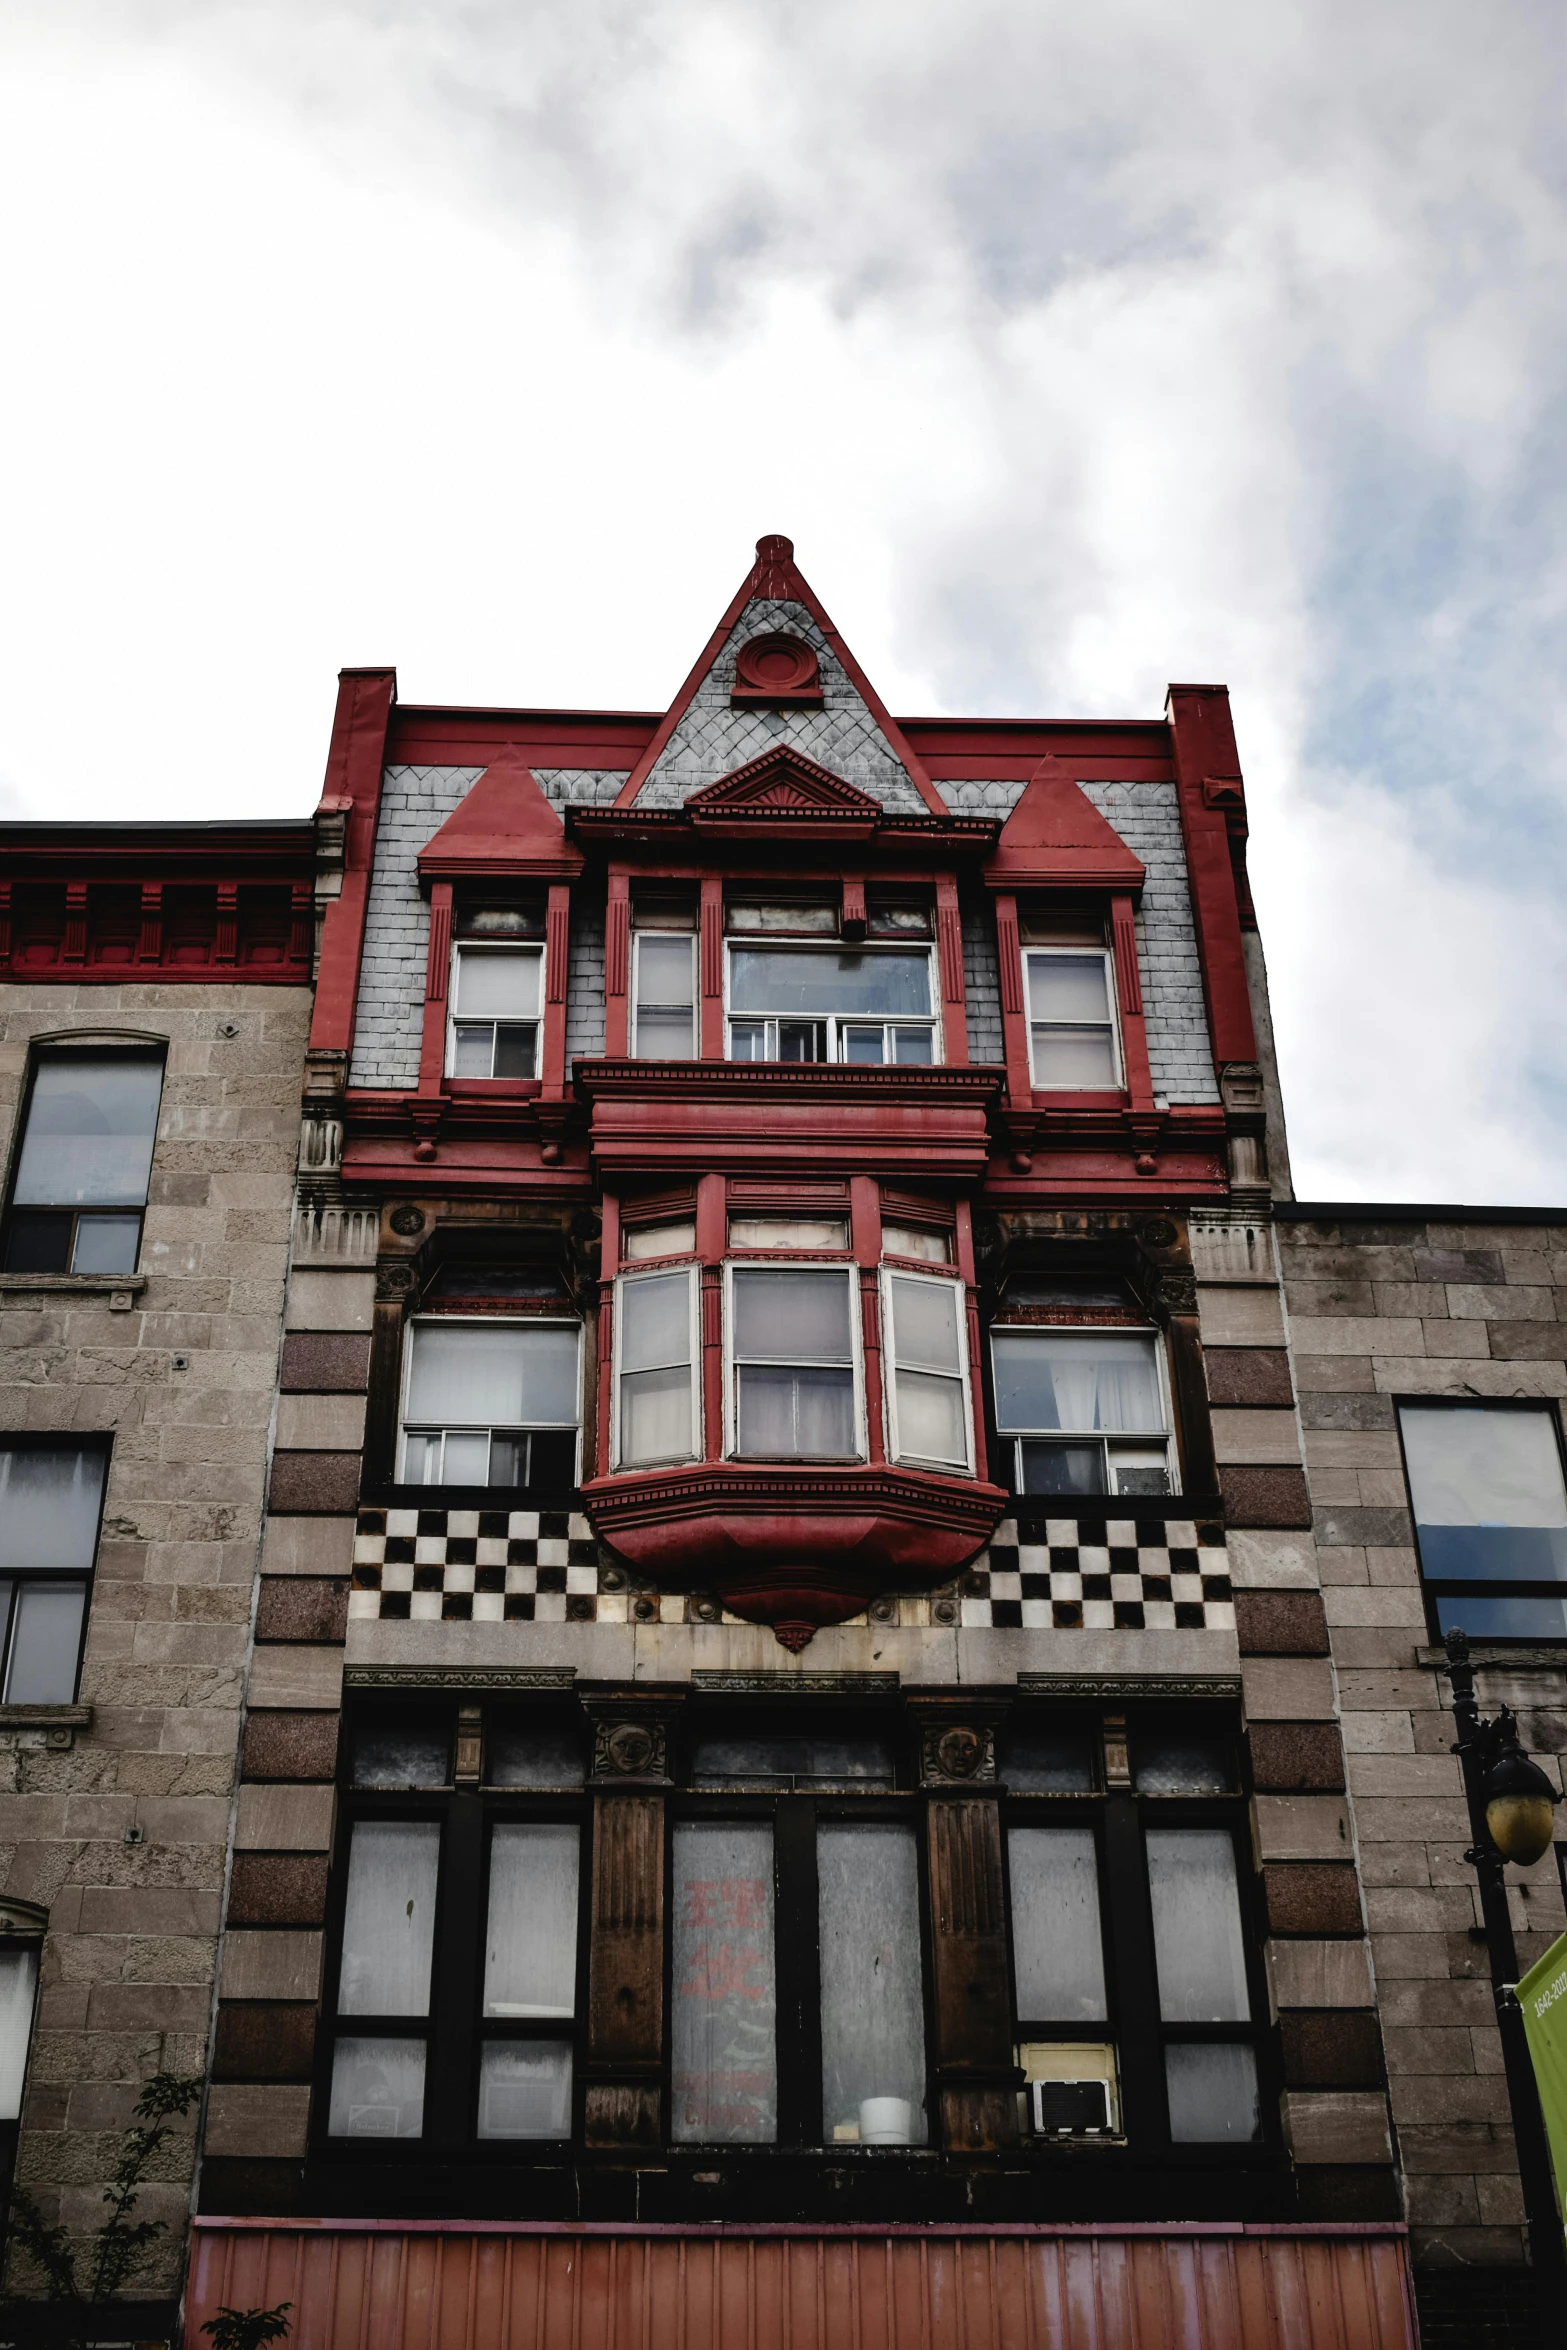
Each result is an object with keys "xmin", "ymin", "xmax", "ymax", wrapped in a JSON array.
[
  {"xmin": 756, "ymin": 534, "xmax": 794, "ymax": 561},
  {"xmin": 751, "ymin": 533, "xmax": 798, "ymax": 598}
]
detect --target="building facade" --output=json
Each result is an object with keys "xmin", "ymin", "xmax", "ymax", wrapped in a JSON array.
[
  {"xmin": 0, "ymin": 819, "xmax": 316, "ymax": 2338},
  {"xmin": 174, "ymin": 540, "xmax": 1415, "ymax": 2346}
]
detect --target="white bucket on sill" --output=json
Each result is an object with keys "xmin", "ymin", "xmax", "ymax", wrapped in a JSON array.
[{"xmin": 858, "ymin": 2097, "xmax": 913, "ymax": 2144}]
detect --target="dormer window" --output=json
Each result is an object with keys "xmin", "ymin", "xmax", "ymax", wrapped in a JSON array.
[
  {"xmin": 725, "ymin": 893, "xmax": 939, "ymax": 1066},
  {"xmin": 1018, "ymin": 905, "xmax": 1121, "ymax": 1091},
  {"xmin": 448, "ymin": 945, "xmax": 542, "ymax": 1079}
]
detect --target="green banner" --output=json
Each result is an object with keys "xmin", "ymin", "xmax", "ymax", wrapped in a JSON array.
[{"xmin": 1518, "ymin": 1930, "xmax": 1567, "ymax": 2222}]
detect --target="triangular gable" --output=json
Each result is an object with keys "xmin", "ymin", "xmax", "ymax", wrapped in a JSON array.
[
  {"xmin": 686, "ymin": 745, "xmax": 883, "ymax": 832},
  {"xmin": 986, "ymin": 753, "xmax": 1146, "ymax": 889},
  {"xmin": 417, "ymin": 745, "xmax": 583, "ymax": 881},
  {"xmin": 616, "ymin": 535, "xmax": 947, "ymax": 817}
]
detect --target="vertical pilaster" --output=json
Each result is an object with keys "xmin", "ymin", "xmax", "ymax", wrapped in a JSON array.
[{"xmin": 910, "ymin": 1698, "xmax": 1019, "ymax": 2151}]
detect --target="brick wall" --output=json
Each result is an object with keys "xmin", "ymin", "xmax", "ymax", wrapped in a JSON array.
[
  {"xmin": 1278, "ymin": 1208, "xmax": 1567, "ymax": 2275},
  {"xmin": 0, "ymin": 979, "xmax": 310, "ymax": 2301}
]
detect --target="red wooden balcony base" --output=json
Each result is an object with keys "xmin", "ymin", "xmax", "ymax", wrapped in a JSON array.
[{"xmin": 581, "ymin": 1462, "xmax": 1007, "ymax": 1649}]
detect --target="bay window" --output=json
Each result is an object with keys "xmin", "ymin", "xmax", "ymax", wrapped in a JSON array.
[
  {"xmin": 727, "ymin": 937, "xmax": 939, "ymax": 1065},
  {"xmin": 614, "ymin": 1263, "xmax": 700, "ymax": 1467},
  {"xmin": 448, "ymin": 943, "xmax": 541, "ymax": 1078},
  {"xmin": 727, "ymin": 1263, "xmax": 860, "ymax": 1459},
  {"xmin": 399, "ymin": 1319, "xmax": 580, "ymax": 1487},
  {"xmin": 882, "ymin": 1271, "xmax": 973, "ymax": 1473},
  {"xmin": 3, "ymin": 1050, "xmax": 163, "ymax": 1275},
  {"xmin": 0, "ymin": 1443, "xmax": 106, "ymax": 1702},
  {"xmin": 991, "ymin": 1328, "xmax": 1173, "ymax": 1497},
  {"xmin": 1399, "ymin": 1399, "xmax": 1567, "ymax": 1641}
]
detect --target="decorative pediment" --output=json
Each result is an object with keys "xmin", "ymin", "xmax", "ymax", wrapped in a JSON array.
[
  {"xmin": 417, "ymin": 745, "xmax": 582, "ymax": 882},
  {"xmin": 985, "ymin": 752, "xmax": 1146, "ymax": 889},
  {"xmin": 685, "ymin": 745, "xmax": 883, "ymax": 834}
]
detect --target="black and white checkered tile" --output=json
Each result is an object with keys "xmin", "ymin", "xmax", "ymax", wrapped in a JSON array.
[{"xmin": 348, "ymin": 1509, "xmax": 1233, "ymax": 1633}]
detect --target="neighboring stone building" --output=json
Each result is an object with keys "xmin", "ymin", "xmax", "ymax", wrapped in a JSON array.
[
  {"xmin": 1276, "ymin": 1202, "xmax": 1567, "ymax": 2347},
  {"xmin": 0, "ymin": 820, "xmax": 315, "ymax": 2338}
]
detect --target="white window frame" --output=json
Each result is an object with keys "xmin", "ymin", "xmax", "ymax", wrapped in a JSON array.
[
  {"xmin": 630, "ymin": 930, "xmax": 698, "ymax": 1061},
  {"xmin": 989, "ymin": 1323, "xmax": 1178, "ymax": 1499},
  {"xmin": 397, "ymin": 1314, "xmax": 583, "ymax": 1486},
  {"xmin": 723, "ymin": 1257, "xmax": 866, "ymax": 1464},
  {"xmin": 611, "ymin": 1261, "xmax": 702, "ymax": 1472},
  {"xmin": 1022, "ymin": 945, "xmax": 1122, "ymax": 1092},
  {"xmin": 446, "ymin": 943, "xmax": 544, "ymax": 1081},
  {"xmin": 723, "ymin": 941, "xmax": 943, "ymax": 1067},
  {"xmin": 880, "ymin": 1267, "xmax": 975, "ymax": 1476}
]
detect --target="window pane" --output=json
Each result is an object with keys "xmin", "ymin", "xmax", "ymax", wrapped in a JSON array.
[
  {"xmin": 488, "ymin": 1720, "xmax": 587, "ymax": 1787},
  {"xmin": 451, "ymin": 1025, "xmax": 494, "ymax": 1076},
  {"xmin": 1134, "ymin": 1729, "xmax": 1231, "ymax": 1794},
  {"xmin": 623, "ymin": 1221, "xmax": 696, "ymax": 1261},
  {"xmin": 0, "ymin": 1946, "xmax": 38, "ymax": 2120},
  {"xmin": 337, "ymin": 1821, "xmax": 441, "ymax": 2016},
  {"xmin": 14, "ymin": 1058, "xmax": 162, "ymax": 1207},
  {"xmin": 4, "ymin": 1582, "xmax": 86, "ymax": 1703},
  {"xmin": 405, "ymin": 1323, "xmax": 578, "ymax": 1427},
  {"xmin": 1002, "ymin": 1721, "xmax": 1097, "ymax": 1792},
  {"xmin": 1020, "ymin": 1441, "xmax": 1105, "ymax": 1496},
  {"xmin": 1145, "ymin": 1830, "xmax": 1250, "ymax": 2023},
  {"xmin": 1027, "ymin": 954, "xmax": 1110, "ymax": 1024},
  {"xmin": 620, "ymin": 1271, "xmax": 691, "ymax": 1372},
  {"xmin": 484, "ymin": 1824, "xmax": 579, "ymax": 2017},
  {"xmin": 819, "ymin": 1823, "xmax": 927, "ymax": 2146},
  {"xmin": 732, "ymin": 1268, "xmax": 852, "ymax": 1360},
  {"xmin": 729, "ymin": 948, "xmax": 932, "ymax": 1018},
  {"xmin": 1165, "ymin": 2042, "xmax": 1261, "ymax": 2144},
  {"xmin": 477, "ymin": 2042, "xmax": 573, "ymax": 2139},
  {"xmin": 0, "ymin": 1449, "xmax": 105, "ymax": 1570},
  {"xmin": 890, "ymin": 1277, "xmax": 961, "ymax": 1372},
  {"xmin": 329, "ymin": 2038, "xmax": 425, "ymax": 2138},
  {"xmin": 992, "ymin": 1333, "xmax": 1162, "ymax": 1433},
  {"xmin": 671, "ymin": 1822, "xmax": 776, "ymax": 2144},
  {"xmin": 692, "ymin": 1728, "xmax": 895, "ymax": 1788},
  {"xmin": 454, "ymin": 949, "xmax": 541, "ymax": 1019},
  {"xmin": 492, "ymin": 1024, "xmax": 538, "ymax": 1079},
  {"xmin": 351, "ymin": 1723, "xmax": 450, "ymax": 1787},
  {"xmin": 441, "ymin": 1431, "xmax": 491, "ymax": 1483},
  {"xmin": 894, "ymin": 1370, "xmax": 967, "ymax": 1465},
  {"xmin": 842, "ymin": 1028, "xmax": 884, "ymax": 1064},
  {"xmin": 3, "ymin": 1210, "xmax": 72, "ymax": 1273},
  {"xmin": 736, "ymin": 1365, "xmax": 855, "ymax": 1456},
  {"xmin": 883, "ymin": 1224, "xmax": 950, "ymax": 1264},
  {"xmin": 1008, "ymin": 1827, "xmax": 1108, "ymax": 2021},
  {"xmin": 636, "ymin": 935, "xmax": 695, "ymax": 1006},
  {"xmin": 1400, "ymin": 1405, "xmax": 1567, "ymax": 1582},
  {"xmin": 1031, "ymin": 1026, "xmax": 1118, "ymax": 1087},
  {"xmin": 729, "ymin": 1219, "xmax": 848, "ymax": 1252},
  {"xmin": 69, "ymin": 1213, "xmax": 142, "ymax": 1274},
  {"xmin": 728, "ymin": 901, "xmax": 837, "ymax": 933},
  {"xmin": 635, "ymin": 1010, "xmax": 694, "ymax": 1059},
  {"xmin": 621, "ymin": 1366, "xmax": 693, "ymax": 1464},
  {"xmin": 1434, "ymin": 1592, "xmax": 1567, "ymax": 1639},
  {"xmin": 893, "ymin": 1027, "xmax": 934, "ymax": 1065}
]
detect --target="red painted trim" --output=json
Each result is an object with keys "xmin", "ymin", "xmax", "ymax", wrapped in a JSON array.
[
  {"xmin": 1165, "ymin": 684, "xmax": 1257, "ymax": 1068},
  {"xmin": 415, "ymin": 883, "xmax": 452, "ymax": 1096},
  {"xmin": 193, "ymin": 2216, "xmax": 1409, "ymax": 2241},
  {"xmin": 1112, "ymin": 889, "xmax": 1154, "ymax": 1116},
  {"xmin": 699, "ymin": 874, "xmax": 723, "ymax": 1057},
  {"xmin": 604, "ymin": 873, "xmax": 630, "ymax": 1058},
  {"xmin": 310, "ymin": 668, "xmax": 397, "ymax": 1059},
  {"xmin": 542, "ymin": 881, "xmax": 572, "ymax": 1102}
]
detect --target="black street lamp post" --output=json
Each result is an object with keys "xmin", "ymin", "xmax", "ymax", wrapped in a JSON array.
[{"xmin": 1444, "ymin": 1628, "xmax": 1567, "ymax": 2344}]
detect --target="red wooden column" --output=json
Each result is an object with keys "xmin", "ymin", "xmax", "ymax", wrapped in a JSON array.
[
  {"xmin": 991, "ymin": 891, "xmax": 1034, "ymax": 1108},
  {"xmin": 580, "ymin": 1694, "xmax": 683, "ymax": 2149},
  {"xmin": 415, "ymin": 882, "xmax": 454, "ymax": 1095},
  {"xmin": 604, "ymin": 870, "xmax": 631, "ymax": 1056},
  {"xmin": 935, "ymin": 875, "xmax": 968, "ymax": 1066},
  {"xmin": 542, "ymin": 880, "xmax": 571, "ymax": 1098},
  {"xmin": 1110, "ymin": 890, "xmax": 1154, "ymax": 1112},
  {"xmin": 851, "ymin": 1175, "xmax": 887, "ymax": 1465},
  {"xmin": 698, "ymin": 874, "xmax": 724, "ymax": 1058},
  {"xmin": 909, "ymin": 1697, "xmax": 1019, "ymax": 2151}
]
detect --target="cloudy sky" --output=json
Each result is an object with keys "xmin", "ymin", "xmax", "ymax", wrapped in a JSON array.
[{"xmin": 1, "ymin": 1, "xmax": 1563, "ymax": 1203}]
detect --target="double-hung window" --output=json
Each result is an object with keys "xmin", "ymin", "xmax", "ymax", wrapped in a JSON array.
[
  {"xmin": 991, "ymin": 1328, "xmax": 1173, "ymax": 1497},
  {"xmin": 727, "ymin": 1262, "xmax": 861, "ymax": 1460},
  {"xmin": 3, "ymin": 1051, "xmax": 163, "ymax": 1275},
  {"xmin": 614, "ymin": 1261, "xmax": 700, "ymax": 1468},
  {"xmin": 1020, "ymin": 908, "xmax": 1121, "ymax": 1090},
  {"xmin": 0, "ymin": 1444, "xmax": 106, "ymax": 1703},
  {"xmin": 448, "ymin": 944, "xmax": 542, "ymax": 1079},
  {"xmin": 631, "ymin": 901, "xmax": 698, "ymax": 1059},
  {"xmin": 725, "ymin": 899, "xmax": 939, "ymax": 1065},
  {"xmin": 399, "ymin": 1320, "xmax": 580, "ymax": 1488},
  {"xmin": 882, "ymin": 1269, "xmax": 973, "ymax": 1473},
  {"xmin": 1399, "ymin": 1399, "xmax": 1567, "ymax": 1641},
  {"xmin": 325, "ymin": 1710, "xmax": 586, "ymax": 2148}
]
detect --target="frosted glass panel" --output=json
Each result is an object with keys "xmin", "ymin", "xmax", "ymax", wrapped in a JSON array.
[
  {"xmin": 636, "ymin": 936, "xmax": 695, "ymax": 1005},
  {"xmin": 890, "ymin": 1277, "xmax": 961, "ymax": 1370},
  {"xmin": 671, "ymin": 1823, "xmax": 776, "ymax": 2143},
  {"xmin": 0, "ymin": 1449, "xmax": 106, "ymax": 1570},
  {"xmin": 14, "ymin": 1058, "xmax": 162, "ymax": 1206},
  {"xmin": 1008, "ymin": 1827, "xmax": 1108, "ymax": 2021},
  {"xmin": 732, "ymin": 1269, "xmax": 852, "ymax": 1361},
  {"xmin": 992, "ymin": 1333, "xmax": 1162, "ymax": 1434},
  {"xmin": 352, "ymin": 1722, "xmax": 450, "ymax": 1787},
  {"xmin": 405, "ymin": 1323, "xmax": 578, "ymax": 1426},
  {"xmin": 454, "ymin": 949, "xmax": 541, "ymax": 1019},
  {"xmin": 488, "ymin": 1721, "xmax": 586, "ymax": 1786},
  {"xmin": 338, "ymin": 1822, "xmax": 440, "ymax": 2016},
  {"xmin": 477, "ymin": 2041, "xmax": 573, "ymax": 2138},
  {"xmin": 0, "ymin": 1946, "xmax": 38, "ymax": 2119},
  {"xmin": 818, "ymin": 1823, "xmax": 927, "ymax": 2145},
  {"xmin": 1146, "ymin": 1830, "xmax": 1251, "ymax": 2023},
  {"xmin": 329, "ymin": 2037, "xmax": 425, "ymax": 2137},
  {"xmin": 1027, "ymin": 954, "xmax": 1110, "ymax": 1023},
  {"xmin": 484, "ymin": 1824, "xmax": 579, "ymax": 2017},
  {"xmin": 1165, "ymin": 2042, "xmax": 1261, "ymax": 2142}
]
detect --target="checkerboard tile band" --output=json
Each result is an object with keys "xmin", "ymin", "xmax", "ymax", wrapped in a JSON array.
[{"xmin": 348, "ymin": 1509, "xmax": 1232, "ymax": 1632}]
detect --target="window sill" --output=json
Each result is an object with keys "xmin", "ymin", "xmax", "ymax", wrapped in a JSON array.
[
  {"xmin": 0, "ymin": 1272, "xmax": 145, "ymax": 1306},
  {"xmin": 0, "ymin": 1703, "xmax": 92, "ymax": 1749}
]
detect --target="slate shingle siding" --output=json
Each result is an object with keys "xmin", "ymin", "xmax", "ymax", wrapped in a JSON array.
[
  {"xmin": 937, "ymin": 776, "xmax": 1219, "ymax": 1106},
  {"xmin": 633, "ymin": 599, "xmax": 925, "ymax": 812},
  {"xmin": 566, "ymin": 895, "xmax": 606, "ymax": 1060},
  {"xmin": 962, "ymin": 898, "xmax": 1004, "ymax": 1066},
  {"xmin": 349, "ymin": 766, "xmax": 626, "ymax": 1089}
]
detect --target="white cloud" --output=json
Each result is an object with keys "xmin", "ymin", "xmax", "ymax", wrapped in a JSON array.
[{"xmin": 0, "ymin": 0, "xmax": 1563, "ymax": 1202}]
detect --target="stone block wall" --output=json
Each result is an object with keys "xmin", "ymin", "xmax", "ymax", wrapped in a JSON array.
[
  {"xmin": 0, "ymin": 979, "xmax": 310, "ymax": 2302},
  {"xmin": 1277, "ymin": 1206, "xmax": 1567, "ymax": 2276}
]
